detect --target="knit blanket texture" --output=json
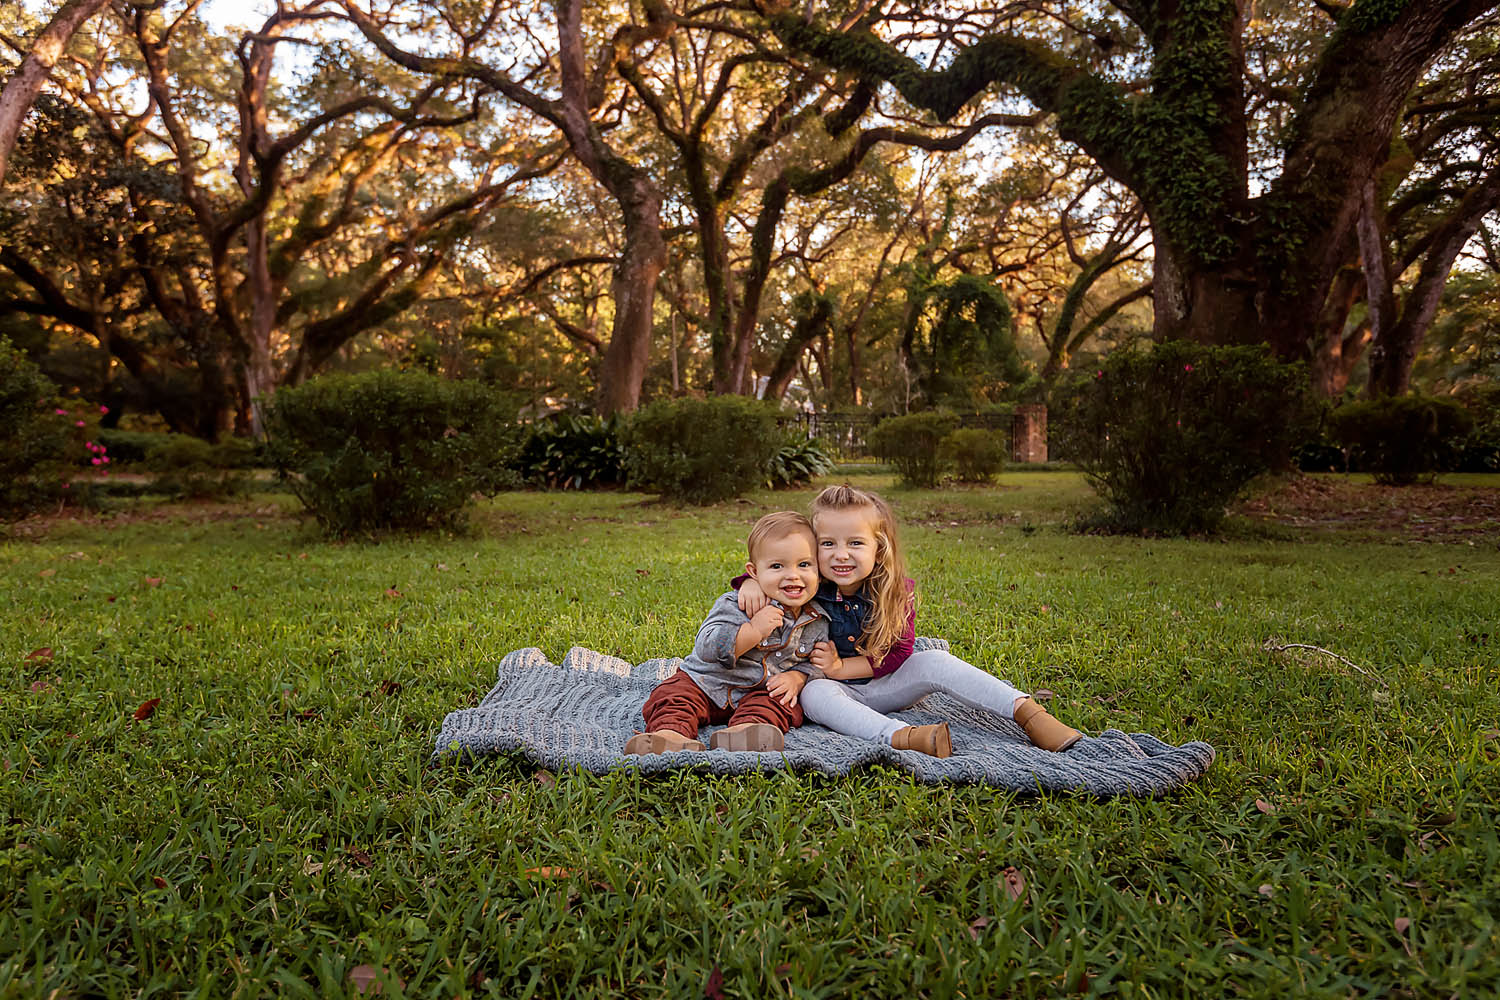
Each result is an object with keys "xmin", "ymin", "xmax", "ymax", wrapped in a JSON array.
[{"xmin": 433, "ymin": 641, "xmax": 1216, "ymax": 796}]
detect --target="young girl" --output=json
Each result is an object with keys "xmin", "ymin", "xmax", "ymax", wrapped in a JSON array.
[{"xmin": 738, "ymin": 484, "xmax": 1081, "ymax": 757}]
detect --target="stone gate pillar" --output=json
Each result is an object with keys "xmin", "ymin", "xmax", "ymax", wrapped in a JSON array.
[{"xmin": 1011, "ymin": 404, "xmax": 1047, "ymax": 464}]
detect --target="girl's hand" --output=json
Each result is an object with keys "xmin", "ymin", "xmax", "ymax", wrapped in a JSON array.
[
  {"xmin": 737, "ymin": 578, "xmax": 770, "ymax": 615},
  {"xmin": 808, "ymin": 641, "xmax": 840, "ymax": 675},
  {"xmin": 767, "ymin": 670, "xmax": 807, "ymax": 708}
]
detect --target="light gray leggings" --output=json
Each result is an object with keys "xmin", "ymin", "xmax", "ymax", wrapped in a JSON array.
[{"xmin": 799, "ymin": 648, "xmax": 1029, "ymax": 743}]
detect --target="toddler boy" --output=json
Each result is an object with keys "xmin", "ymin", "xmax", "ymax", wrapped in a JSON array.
[{"xmin": 624, "ymin": 511, "xmax": 830, "ymax": 754}]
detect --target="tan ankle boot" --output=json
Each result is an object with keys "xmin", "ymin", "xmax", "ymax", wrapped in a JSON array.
[
  {"xmin": 624, "ymin": 730, "xmax": 706, "ymax": 755},
  {"xmin": 891, "ymin": 722, "xmax": 952, "ymax": 758},
  {"xmin": 1012, "ymin": 698, "xmax": 1081, "ymax": 751}
]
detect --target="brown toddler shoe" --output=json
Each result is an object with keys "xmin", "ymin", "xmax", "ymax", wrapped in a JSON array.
[
  {"xmin": 1012, "ymin": 698, "xmax": 1082, "ymax": 751},
  {"xmin": 708, "ymin": 722, "xmax": 784, "ymax": 752},
  {"xmin": 891, "ymin": 722, "xmax": 952, "ymax": 758},
  {"xmin": 624, "ymin": 730, "xmax": 706, "ymax": 755}
]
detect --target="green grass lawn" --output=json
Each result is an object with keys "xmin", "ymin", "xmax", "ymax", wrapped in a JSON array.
[{"xmin": 4, "ymin": 472, "xmax": 1499, "ymax": 998}]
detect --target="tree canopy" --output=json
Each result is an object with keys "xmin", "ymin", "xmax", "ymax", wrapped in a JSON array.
[{"xmin": 2, "ymin": 0, "xmax": 1495, "ymax": 433}]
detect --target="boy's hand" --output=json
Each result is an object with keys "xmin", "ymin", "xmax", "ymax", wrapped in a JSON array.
[
  {"xmin": 767, "ymin": 670, "xmax": 807, "ymax": 708},
  {"xmin": 737, "ymin": 578, "xmax": 770, "ymax": 616},
  {"xmin": 808, "ymin": 641, "xmax": 841, "ymax": 675},
  {"xmin": 748, "ymin": 603, "xmax": 784, "ymax": 640}
]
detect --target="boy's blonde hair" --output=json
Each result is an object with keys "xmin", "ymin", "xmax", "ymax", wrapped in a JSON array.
[
  {"xmin": 747, "ymin": 511, "xmax": 816, "ymax": 561},
  {"xmin": 809, "ymin": 484, "xmax": 912, "ymax": 661}
]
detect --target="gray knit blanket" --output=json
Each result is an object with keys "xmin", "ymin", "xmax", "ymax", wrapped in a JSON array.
[{"xmin": 433, "ymin": 640, "xmax": 1216, "ymax": 796}]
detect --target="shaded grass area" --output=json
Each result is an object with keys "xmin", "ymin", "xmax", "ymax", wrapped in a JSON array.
[{"xmin": 3, "ymin": 472, "xmax": 1499, "ymax": 997}]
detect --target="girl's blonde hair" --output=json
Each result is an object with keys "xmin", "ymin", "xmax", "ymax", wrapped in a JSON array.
[{"xmin": 809, "ymin": 484, "xmax": 913, "ymax": 662}]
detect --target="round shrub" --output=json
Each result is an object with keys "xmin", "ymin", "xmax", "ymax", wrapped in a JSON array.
[
  {"xmin": 1327, "ymin": 395, "xmax": 1473, "ymax": 485},
  {"xmin": 940, "ymin": 428, "xmax": 1006, "ymax": 482},
  {"xmin": 622, "ymin": 396, "xmax": 782, "ymax": 504},
  {"xmin": 145, "ymin": 434, "xmax": 254, "ymax": 500},
  {"xmin": 515, "ymin": 412, "xmax": 626, "ymax": 489},
  {"xmin": 866, "ymin": 411, "xmax": 959, "ymax": 487},
  {"xmin": 0, "ymin": 337, "xmax": 70, "ymax": 516},
  {"xmin": 94, "ymin": 429, "xmax": 168, "ymax": 466},
  {"xmin": 264, "ymin": 371, "xmax": 523, "ymax": 535},
  {"xmin": 1051, "ymin": 342, "xmax": 1313, "ymax": 534}
]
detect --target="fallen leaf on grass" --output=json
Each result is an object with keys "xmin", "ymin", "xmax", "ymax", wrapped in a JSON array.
[
  {"xmin": 294, "ymin": 709, "xmax": 320, "ymax": 722},
  {"xmin": 348, "ymin": 964, "xmax": 403, "ymax": 995},
  {"xmin": 773, "ymin": 964, "xmax": 791, "ymax": 977},
  {"xmin": 799, "ymin": 846, "xmax": 821, "ymax": 861},
  {"xmin": 1255, "ymin": 798, "xmax": 1276, "ymax": 815},
  {"xmin": 26, "ymin": 648, "xmax": 53, "ymax": 661},
  {"xmin": 144, "ymin": 577, "xmax": 162, "ymax": 587},
  {"xmin": 133, "ymin": 698, "xmax": 161, "ymax": 721},
  {"xmin": 39, "ymin": 569, "xmax": 56, "ymax": 578},
  {"xmin": 1394, "ymin": 917, "xmax": 1411, "ymax": 934},
  {"xmin": 1030, "ymin": 689, "xmax": 1055, "ymax": 704},
  {"xmin": 347, "ymin": 848, "xmax": 373, "ymax": 868},
  {"xmin": 534, "ymin": 770, "xmax": 556, "ymax": 788},
  {"xmin": 703, "ymin": 965, "xmax": 725, "ymax": 1000},
  {"xmin": 968, "ymin": 915, "xmax": 990, "ymax": 940},
  {"xmin": 384, "ymin": 588, "xmax": 403, "ymax": 599},
  {"xmin": 1257, "ymin": 884, "xmax": 1274, "ymax": 897},
  {"xmin": 523, "ymin": 867, "xmax": 572, "ymax": 879},
  {"xmin": 29, "ymin": 679, "xmax": 54, "ymax": 693},
  {"xmin": 152, "ymin": 876, "xmax": 168, "ymax": 889},
  {"xmin": 376, "ymin": 679, "xmax": 402, "ymax": 696},
  {"xmin": 1001, "ymin": 866, "xmax": 1028, "ymax": 903}
]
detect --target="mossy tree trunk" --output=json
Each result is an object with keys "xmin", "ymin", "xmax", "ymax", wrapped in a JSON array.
[{"xmin": 769, "ymin": 0, "xmax": 1498, "ymax": 370}]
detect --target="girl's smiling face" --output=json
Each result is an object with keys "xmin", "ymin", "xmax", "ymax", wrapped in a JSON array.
[{"xmin": 814, "ymin": 506, "xmax": 880, "ymax": 595}]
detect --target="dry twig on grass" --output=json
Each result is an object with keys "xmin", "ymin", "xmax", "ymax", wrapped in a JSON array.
[{"xmin": 1262, "ymin": 639, "xmax": 1388, "ymax": 687}]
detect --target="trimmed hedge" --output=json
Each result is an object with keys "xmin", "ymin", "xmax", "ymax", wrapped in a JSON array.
[
  {"xmin": 1327, "ymin": 395, "xmax": 1473, "ymax": 485},
  {"xmin": 941, "ymin": 428, "xmax": 1006, "ymax": 482},
  {"xmin": 264, "ymin": 371, "xmax": 522, "ymax": 535},
  {"xmin": 145, "ymin": 435, "xmax": 256, "ymax": 500},
  {"xmin": 1052, "ymin": 342, "xmax": 1313, "ymax": 534},
  {"xmin": 867, "ymin": 411, "xmax": 960, "ymax": 487},
  {"xmin": 622, "ymin": 396, "xmax": 782, "ymax": 504}
]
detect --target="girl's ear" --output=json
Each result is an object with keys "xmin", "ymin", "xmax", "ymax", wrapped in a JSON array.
[{"xmin": 744, "ymin": 561, "xmax": 758, "ymax": 580}]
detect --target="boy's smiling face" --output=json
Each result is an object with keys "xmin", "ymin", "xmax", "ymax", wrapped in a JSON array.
[{"xmin": 745, "ymin": 527, "xmax": 819, "ymax": 611}]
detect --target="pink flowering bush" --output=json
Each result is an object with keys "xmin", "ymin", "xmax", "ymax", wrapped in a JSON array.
[{"xmin": 1052, "ymin": 341, "xmax": 1313, "ymax": 534}]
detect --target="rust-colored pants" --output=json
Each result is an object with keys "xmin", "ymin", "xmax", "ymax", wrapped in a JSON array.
[{"xmin": 641, "ymin": 670, "xmax": 802, "ymax": 741}]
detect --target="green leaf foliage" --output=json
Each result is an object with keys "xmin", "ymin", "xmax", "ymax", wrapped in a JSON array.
[
  {"xmin": 263, "ymin": 371, "xmax": 523, "ymax": 535},
  {"xmin": 514, "ymin": 413, "xmax": 627, "ymax": 490},
  {"xmin": 1052, "ymin": 342, "xmax": 1313, "ymax": 534},
  {"xmin": 622, "ymin": 397, "xmax": 783, "ymax": 505},
  {"xmin": 767, "ymin": 436, "xmax": 836, "ymax": 489},
  {"xmin": 0, "ymin": 338, "xmax": 71, "ymax": 517},
  {"xmin": 1328, "ymin": 394, "xmax": 1474, "ymax": 485},
  {"xmin": 144, "ymin": 435, "xmax": 257, "ymax": 501},
  {"xmin": 941, "ymin": 428, "xmax": 1007, "ymax": 483},
  {"xmin": 867, "ymin": 412, "xmax": 961, "ymax": 488}
]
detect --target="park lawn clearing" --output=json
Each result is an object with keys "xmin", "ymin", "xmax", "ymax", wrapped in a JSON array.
[{"xmin": 3, "ymin": 471, "xmax": 1499, "ymax": 997}]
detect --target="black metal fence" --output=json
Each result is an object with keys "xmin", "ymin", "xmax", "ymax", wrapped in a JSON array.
[{"xmin": 790, "ymin": 411, "xmax": 1020, "ymax": 462}]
